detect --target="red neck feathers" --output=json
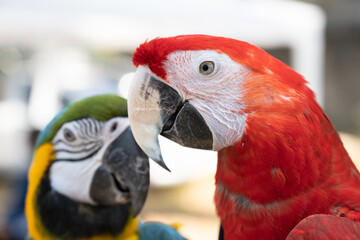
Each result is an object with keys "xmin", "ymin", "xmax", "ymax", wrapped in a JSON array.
[{"xmin": 214, "ymin": 76, "xmax": 360, "ymax": 239}]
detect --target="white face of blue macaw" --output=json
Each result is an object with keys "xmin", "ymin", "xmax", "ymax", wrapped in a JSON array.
[{"xmin": 49, "ymin": 117, "xmax": 130, "ymax": 205}]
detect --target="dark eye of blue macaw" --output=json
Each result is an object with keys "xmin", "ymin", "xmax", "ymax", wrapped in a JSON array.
[
  {"xmin": 110, "ymin": 122, "xmax": 118, "ymax": 133},
  {"xmin": 199, "ymin": 61, "xmax": 215, "ymax": 75},
  {"xmin": 63, "ymin": 128, "xmax": 76, "ymax": 142}
]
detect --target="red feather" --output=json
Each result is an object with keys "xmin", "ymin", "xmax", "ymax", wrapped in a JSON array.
[{"xmin": 286, "ymin": 214, "xmax": 360, "ymax": 239}]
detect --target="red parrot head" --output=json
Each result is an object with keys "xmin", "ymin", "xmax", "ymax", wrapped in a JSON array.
[{"xmin": 128, "ymin": 35, "xmax": 315, "ymax": 169}]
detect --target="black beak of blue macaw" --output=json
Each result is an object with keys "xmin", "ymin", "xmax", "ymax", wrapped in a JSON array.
[
  {"xmin": 89, "ymin": 127, "xmax": 149, "ymax": 217},
  {"xmin": 128, "ymin": 67, "xmax": 213, "ymax": 171}
]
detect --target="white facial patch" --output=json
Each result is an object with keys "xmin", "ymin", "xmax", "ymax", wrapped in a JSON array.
[
  {"xmin": 50, "ymin": 158, "xmax": 100, "ymax": 204},
  {"xmin": 164, "ymin": 50, "xmax": 250, "ymax": 151},
  {"xmin": 49, "ymin": 117, "xmax": 129, "ymax": 205}
]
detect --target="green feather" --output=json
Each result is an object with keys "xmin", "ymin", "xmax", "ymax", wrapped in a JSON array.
[{"xmin": 35, "ymin": 94, "xmax": 127, "ymax": 149}]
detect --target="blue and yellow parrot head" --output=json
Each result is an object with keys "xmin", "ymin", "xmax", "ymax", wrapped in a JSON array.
[{"xmin": 25, "ymin": 94, "xmax": 149, "ymax": 240}]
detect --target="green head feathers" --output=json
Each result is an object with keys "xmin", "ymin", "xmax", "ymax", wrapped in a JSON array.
[{"xmin": 35, "ymin": 94, "xmax": 127, "ymax": 149}]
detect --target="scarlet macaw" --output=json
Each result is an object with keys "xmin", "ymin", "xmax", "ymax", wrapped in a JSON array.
[{"xmin": 127, "ymin": 35, "xmax": 360, "ymax": 239}]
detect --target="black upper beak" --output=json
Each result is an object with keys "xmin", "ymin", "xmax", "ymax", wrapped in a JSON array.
[
  {"xmin": 128, "ymin": 67, "xmax": 213, "ymax": 170},
  {"xmin": 91, "ymin": 126, "xmax": 149, "ymax": 217}
]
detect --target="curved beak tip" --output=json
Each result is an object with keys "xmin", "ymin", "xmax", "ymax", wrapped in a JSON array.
[
  {"xmin": 155, "ymin": 158, "xmax": 171, "ymax": 172},
  {"xmin": 131, "ymin": 199, "xmax": 144, "ymax": 217},
  {"xmin": 145, "ymin": 148, "xmax": 170, "ymax": 172},
  {"xmin": 127, "ymin": 177, "xmax": 149, "ymax": 217}
]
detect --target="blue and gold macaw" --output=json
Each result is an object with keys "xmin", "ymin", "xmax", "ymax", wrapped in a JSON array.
[{"xmin": 25, "ymin": 94, "xmax": 186, "ymax": 240}]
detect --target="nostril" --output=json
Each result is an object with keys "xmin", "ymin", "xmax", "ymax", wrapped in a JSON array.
[{"xmin": 110, "ymin": 122, "xmax": 118, "ymax": 133}]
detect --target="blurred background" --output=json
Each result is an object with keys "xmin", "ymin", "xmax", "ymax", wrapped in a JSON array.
[{"xmin": 0, "ymin": 0, "xmax": 359, "ymax": 239}]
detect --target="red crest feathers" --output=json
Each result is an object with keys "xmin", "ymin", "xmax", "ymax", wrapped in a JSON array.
[{"xmin": 132, "ymin": 35, "xmax": 307, "ymax": 90}]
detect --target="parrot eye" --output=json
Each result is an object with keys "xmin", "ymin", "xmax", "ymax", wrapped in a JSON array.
[
  {"xmin": 63, "ymin": 128, "xmax": 76, "ymax": 142},
  {"xmin": 199, "ymin": 61, "xmax": 215, "ymax": 75},
  {"xmin": 110, "ymin": 122, "xmax": 118, "ymax": 132}
]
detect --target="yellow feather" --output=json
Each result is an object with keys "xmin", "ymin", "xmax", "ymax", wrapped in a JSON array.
[
  {"xmin": 25, "ymin": 143, "xmax": 55, "ymax": 240},
  {"xmin": 170, "ymin": 223, "xmax": 182, "ymax": 230}
]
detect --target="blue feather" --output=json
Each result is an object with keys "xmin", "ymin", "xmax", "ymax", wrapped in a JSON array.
[{"xmin": 138, "ymin": 221, "xmax": 187, "ymax": 240}]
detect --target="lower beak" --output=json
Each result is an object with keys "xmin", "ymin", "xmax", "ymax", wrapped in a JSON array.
[
  {"xmin": 102, "ymin": 127, "xmax": 149, "ymax": 217},
  {"xmin": 128, "ymin": 67, "xmax": 213, "ymax": 171}
]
